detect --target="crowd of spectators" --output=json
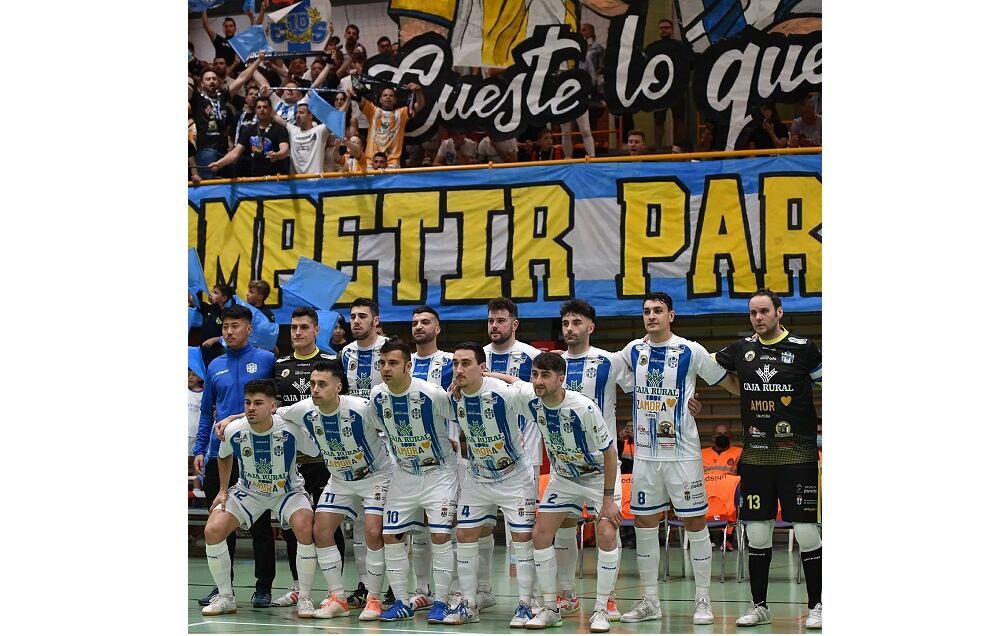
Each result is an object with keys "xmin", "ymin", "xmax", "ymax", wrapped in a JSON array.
[{"xmin": 188, "ymin": 7, "xmax": 821, "ymax": 182}]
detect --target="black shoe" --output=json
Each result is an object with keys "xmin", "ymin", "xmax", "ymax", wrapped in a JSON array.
[
  {"xmin": 197, "ymin": 587, "xmax": 219, "ymax": 606},
  {"xmin": 383, "ymin": 586, "xmax": 396, "ymax": 607},
  {"xmin": 347, "ymin": 581, "xmax": 368, "ymax": 608},
  {"xmin": 251, "ymin": 590, "xmax": 273, "ymax": 608}
]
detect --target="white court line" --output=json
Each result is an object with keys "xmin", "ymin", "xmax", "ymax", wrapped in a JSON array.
[{"xmin": 188, "ymin": 619, "xmax": 441, "ymax": 633}]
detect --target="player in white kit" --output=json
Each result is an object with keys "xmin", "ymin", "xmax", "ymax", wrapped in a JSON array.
[
  {"xmin": 441, "ymin": 342, "xmax": 539, "ymax": 626},
  {"xmin": 617, "ymin": 292, "xmax": 739, "ymax": 625},
  {"xmin": 200, "ymin": 380, "xmax": 321, "ymax": 619},
  {"xmin": 370, "ymin": 339, "xmax": 460, "ymax": 623},
  {"xmin": 483, "ymin": 296, "xmax": 541, "ymax": 611},
  {"xmin": 339, "ymin": 297, "xmax": 389, "ymax": 608},
  {"xmin": 408, "ymin": 305, "xmax": 458, "ymax": 611},
  {"xmin": 275, "ymin": 360, "xmax": 396, "ymax": 621}
]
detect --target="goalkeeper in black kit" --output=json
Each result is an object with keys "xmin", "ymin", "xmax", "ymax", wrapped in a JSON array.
[{"xmin": 713, "ymin": 289, "xmax": 823, "ymax": 630}]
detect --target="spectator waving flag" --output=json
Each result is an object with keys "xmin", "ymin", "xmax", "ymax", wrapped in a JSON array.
[
  {"xmin": 233, "ymin": 295, "xmax": 280, "ymax": 351},
  {"xmin": 188, "ymin": 0, "xmax": 229, "ymax": 11},
  {"xmin": 307, "ymin": 90, "xmax": 346, "ymax": 139},
  {"xmin": 280, "ymin": 257, "xmax": 351, "ymax": 311},
  {"xmin": 228, "ymin": 25, "xmax": 273, "ymax": 61},
  {"xmin": 189, "ymin": 346, "xmax": 208, "ymax": 380},
  {"xmin": 243, "ymin": 0, "xmax": 256, "ymax": 13},
  {"xmin": 314, "ymin": 310, "xmax": 340, "ymax": 355},
  {"xmin": 188, "ymin": 248, "xmax": 209, "ymax": 307}
]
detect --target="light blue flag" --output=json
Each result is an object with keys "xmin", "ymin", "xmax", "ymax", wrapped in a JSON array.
[
  {"xmin": 189, "ymin": 346, "xmax": 207, "ymax": 379},
  {"xmin": 280, "ymin": 257, "xmax": 351, "ymax": 310},
  {"xmin": 189, "ymin": 1, "xmax": 228, "ymax": 12},
  {"xmin": 243, "ymin": 0, "xmax": 256, "ymax": 13},
  {"xmin": 314, "ymin": 310, "xmax": 340, "ymax": 354},
  {"xmin": 188, "ymin": 249, "xmax": 209, "ymax": 307},
  {"xmin": 307, "ymin": 90, "xmax": 347, "ymax": 140},
  {"xmin": 189, "ymin": 307, "xmax": 203, "ymax": 332},
  {"xmin": 233, "ymin": 296, "xmax": 280, "ymax": 351},
  {"xmin": 228, "ymin": 25, "xmax": 271, "ymax": 62}
]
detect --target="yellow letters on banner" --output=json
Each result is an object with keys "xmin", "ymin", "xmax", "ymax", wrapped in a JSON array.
[
  {"xmin": 381, "ymin": 191, "xmax": 442, "ymax": 303},
  {"xmin": 443, "ymin": 189, "xmax": 505, "ymax": 301},
  {"xmin": 260, "ymin": 198, "xmax": 318, "ymax": 306},
  {"xmin": 188, "ymin": 205, "xmax": 198, "ymax": 254},
  {"xmin": 510, "ymin": 184, "xmax": 573, "ymax": 299},
  {"xmin": 322, "ymin": 193, "xmax": 377, "ymax": 303},
  {"xmin": 617, "ymin": 179, "xmax": 688, "ymax": 297},
  {"xmin": 688, "ymin": 177, "xmax": 759, "ymax": 295},
  {"xmin": 761, "ymin": 175, "xmax": 822, "ymax": 294},
  {"xmin": 197, "ymin": 199, "xmax": 259, "ymax": 297}
]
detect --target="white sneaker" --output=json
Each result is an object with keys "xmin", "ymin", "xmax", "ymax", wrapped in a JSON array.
[
  {"xmin": 475, "ymin": 589, "xmax": 497, "ymax": 611},
  {"xmin": 530, "ymin": 595, "xmax": 544, "ymax": 616},
  {"xmin": 736, "ymin": 603, "xmax": 772, "ymax": 626},
  {"xmin": 557, "ymin": 594, "xmax": 580, "ymax": 617},
  {"xmin": 201, "ymin": 593, "xmax": 237, "ymax": 616},
  {"xmin": 410, "ymin": 591, "xmax": 433, "ymax": 611},
  {"xmin": 358, "ymin": 597, "xmax": 383, "ymax": 621},
  {"xmin": 444, "ymin": 600, "xmax": 480, "ymax": 624},
  {"xmin": 606, "ymin": 596, "xmax": 621, "ymax": 622},
  {"xmin": 509, "ymin": 601, "xmax": 534, "ymax": 628},
  {"xmin": 805, "ymin": 603, "xmax": 822, "ymax": 629},
  {"xmin": 620, "ymin": 596, "xmax": 662, "ymax": 623},
  {"xmin": 693, "ymin": 597, "xmax": 714, "ymax": 624},
  {"xmin": 297, "ymin": 595, "xmax": 317, "ymax": 619},
  {"xmin": 525, "ymin": 606, "xmax": 563, "ymax": 629},
  {"xmin": 312, "ymin": 594, "xmax": 350, "ymax": 619},
  {"xmin": 590, "ymin": 609, "xmax": 611, "ymax": 633},
  {"xmin": 272, "ymin": 583, "xmax": 299, "ymax": 607}
]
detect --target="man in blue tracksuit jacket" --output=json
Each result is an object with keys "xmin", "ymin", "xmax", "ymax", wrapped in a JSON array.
[{"xmin": 192, "ymin": 304, "xmax": 277, "ymax": 607}]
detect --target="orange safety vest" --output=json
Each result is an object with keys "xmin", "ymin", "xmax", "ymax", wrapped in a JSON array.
[{"xmin": 702, "ymin": 446, "xmax": 743, "ymax": 522}]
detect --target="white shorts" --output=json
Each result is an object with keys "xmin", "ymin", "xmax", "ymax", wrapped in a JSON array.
[
  {"xmin": 538, "ymin": 471, "xmax": 622, "ymax": 518},
  {"xmin": 317, "ymin": 469, "xmax": 392, "ymax": 519},
  {"xmin": 630, "ymin": 458, "xmax": 708, "ymax": 518},
  {"xmin": 225, "ymin": 484, "xmax": 311, "ymax": 531},
  {"xmin": 382, "ymin": 464, "xmax": 458, "ymax": 535},
  {"xmin": 457, "ymin": 466, "xmax": 537, "ymax": 531}
]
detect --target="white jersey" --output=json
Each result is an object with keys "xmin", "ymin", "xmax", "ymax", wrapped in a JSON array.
[
  {"xmin": 219, "ymin": 414, "xmax": 320, "ymax": 497},
  {"xmin": 411, "ymin": 350, "xmax": 455, "ymax": 390},
  {"xmin": 518, "ymin": 383, "xmax": 614, "ymax": 481},
  {"xmin": 485, "ymin": 340, "xmax": 542, "ymax": 465},
  {"xmin": 451, "ymin": 376, "xmax": 531, "ymax": 482},
  {"xmin": 277, "ymin": 396, "xmax": 392, "ymax": 481},
  {"xmin": 369, "ymin": 377, "xmax": 457, "ymax": 476},
  {"xmin": 188, "ymin": 388, "xmax": 203, "ymax": 455},
  {"xmin": 341, "ymin": 335, "xmax": 388, "ymax": 398},
  {"xmin": 562, "ymin": 347, "xmax": 630, "ymax": 439},
  {"xmin": 618, "ymin": 334, "xmax": 727, "ymax": 462}
]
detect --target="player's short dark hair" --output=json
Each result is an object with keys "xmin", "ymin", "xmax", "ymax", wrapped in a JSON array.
[
  {"xmin": 533, "ymin": 352, "xmax": 566, "ymax": 374},
  {"xmin": 222, "ymin": 304, "xmax": 253, "ymax": 322},
  {"xmin": 248, "ymin": 279, "xmax": 270, "ymax": 300},
  {"xmin": 213, "ymin": 283, "xmax": 234, "ymax": 300},
  {"xmin": 291, "ymin": 306, "xmax": 318, "ymax": 323},
  {"xmin": 627, "ymin": 129, "xmax": 646, "ymax": 141},
  {"xmin": 311, "ymin": 359, "xmax": 344, "ymax": 380},
  {"xmin": 379, "ymin": 337, "xmax": 411, "ymax": 361},
  {"xmin": 412, "ymin": 305, "xmax": 440, "ymax": 322},
  {"xmin": 351, "ymin": 297, "xmax": 379, "ymax": 317},
  {"xmin": 643, "ymin": 291, "xmax": 674, "ymax": 312},
  {"xmin": 751, "ymin": 288, "xmax": 783, "ymax": 310},
  {"xmin": 455, "ymin": 342, "xmax": 486, "ymax": 365},
  {"xmin": 560, "ymin": 299, "xmax": 596, "ymax": 322},
  {"xmin": 244, "ymin": 379, "xmax": 278, "ymax": 399},
  {"xmin": 487, "ymin": 297, "xmax": 518, "ymax": 318}
]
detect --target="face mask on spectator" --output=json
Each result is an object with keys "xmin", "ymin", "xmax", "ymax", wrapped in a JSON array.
[{"xmin": 714, "ymin": 435, "xmax": 730, "ymax": 449}]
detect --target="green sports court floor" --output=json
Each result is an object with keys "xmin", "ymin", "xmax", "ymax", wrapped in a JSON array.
[{"xmin": 188, "ymin": 542, "xmax": 817, "ymax": 633}]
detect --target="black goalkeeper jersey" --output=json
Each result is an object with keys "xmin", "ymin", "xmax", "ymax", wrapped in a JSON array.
[
  {"xmin": 274, "ymin": 349, "xmax": 346, "ymax": 406},
  {"xmin": 714, "ymin": 330, "xmax": 822, "ymax": 465}
]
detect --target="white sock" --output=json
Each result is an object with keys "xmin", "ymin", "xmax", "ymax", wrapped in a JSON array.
[
  {"xmin": 449, "ymin": 529, "xmax": 460, "ymax": 594},
  {"xmin": 411, "ymin": 533, "xmax": 432, "ymax": 594},
  {"xmin": 206, "ymin": 541, "xmax": 233, "ymax": 597},
  {"xmin": 554, "ymin": 526, "xmax": 578, "ymax": 596},
  {"xmin": 455, "ymin": 542, "xmax": 480, "ymax": 606},
  {"xmin": 596, "ymin": 547, "xmax": 620, "ymax": 610},
  {"xmin": 384, "ymin": 542, "xmax": 411, "ymax": 602},
  {"xmin": 365, "ymin": 545, "xmax": 386, "ymax": 598},
  {"xmin": 477, "ymin": 534, "xmax": 494, "ymax": 593},
  {"xmin": 687, "ymin": 527, "xmax": 713, "ymax": 600},
  {"xmin": 533, "ymin": 546, "xmax": 558, "ymax": 610},
  {"xmin": 635, "ymin": 526, "xmax": 661, "ymax": 599},
  {"xmin": 296, "ymin": 542, "xmax": 317, "ymax": 598},
  {"xmin": 579, "ymin": 111, "xmax": 596, "ymax": 157},
  {"xmin": 316, "ymin": 544, "xmax": 344, "ymax": 597},
  {"xmin": 353, "ymin": 520, "xmax": 367, "ymax": 582},
  {"xmin": 513, "ymin": 539, "xmax": 535, "ymax": 603},
  {"xmin": 431, "ymin": 540, "xmax": 454, "ymax": 602}
]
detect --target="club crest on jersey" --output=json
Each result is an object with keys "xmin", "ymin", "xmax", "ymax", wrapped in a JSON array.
[
  {"xmin": 243, "ymin": 447, "xmax": 253, "ymax": 457},
  {"xmin": 342, "ymin": 426, "xmax": 352, "ymax": 437},
  {"xmin": 775, "ymin": 421, "xmax": 792, "ymax": 437},
  {"xmin": 374, "ymin": 359, "xmax": 382, "ymax": 370},
  {"xmin": 458, "ymin": 407, "xmax": 466, "ymax": 419},
  {"xmin": 745, "ymin": 350, "xmax": 756, "ymax": 361},
  {"xmin": 348, "ymin": 359, "xmax": 357, "ymax": 371},
  {"xmin": 667, "ymin": 355, "xmax": 678, "ymax": 368},
  {"xmin": 586, "ymin": 365, "xmax": 597, "ymax": 378},
  {"xmin": 657, "ymin": 421, "xmax": 675, "ymax": 437},
  {"xmin": 273, "ymin": 446, "xmax": 283, "ymax": 456},
  {"xmin": 638, "ymin": 354, "xmax": 648, "ymax": 366},
  {"xmin": 430, "ymin": 368, "xmax": 441, "ymax": 379},
  {"xmin": 411, "ymin": 408, "xmax": 421, "ymax": 419},
  {"xmin": 281, "ymin": 369, "xmax": 290, "ymax": 377},
  {"xmin": 781, "ymin": 351, "xmax": 795, "ymax": 364},
  {"xmin": 314, "ymin": 426, "xmax": 324, "ymax": 436},
  {"xmin": 538, "ymin": 415, "xmax": 547, "ymax": 425},
  {"xmin": 483, "ymin": 407, "xmax": 494, "ymax": 419},
  {"xmin": 646, "ymin": 369, "xmax": 665, "ymax": 385},
  {"xmin": 246, "ymin": 362, "xmax": 258, "ymax": 374},
  {"xmin": 756, "ymin": 364, "xmax": 778, "ymax": 383},
  {"xmin": 384, "ymin": 408, "xmax": 393, "ymax": 419}
]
